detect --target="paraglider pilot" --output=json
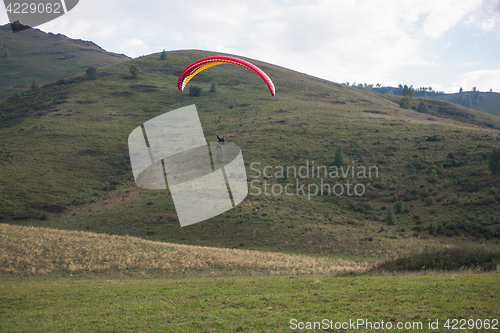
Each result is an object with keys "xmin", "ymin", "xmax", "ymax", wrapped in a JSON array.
[{"xmin": 216, "ymin": 134, "xmax": 225, "ymax": 149}]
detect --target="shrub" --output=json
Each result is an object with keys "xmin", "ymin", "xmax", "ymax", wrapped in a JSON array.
[
  {"xmin": 31, "ymin": 79, "xmax": 38, "ymax": 91},
  {"xmin": 333, "ymin": 146, "xmax": 344, "ymax": 167},
  {"xmin": 378, "ymin": 157, "xmax": 388, "ymax": 164},
  {"xmin": 426, "ymin": 135, "xmax": 440, "ymax": 142},
  {"xmin": 484, "ymin": 225, "xmax": 500, "ymax": 239},
  {"xmin": 160, "ymin": 49, "xmax": 167, "ymax": 60},
  {"xmin": 129, "ymin": 64, "xmax": 140, "ymax": 79},
  {"xmin": 189, "ymin": 85, "xmax": 202, "ymax": 97},
  {"xmin": 489, "ymin": 146, "xmax": 500, "ymax": 176},
  {"xmin": 443, "ymin": 159, "xmax": 465, "ymax": 168},
  {"xmin": 429, "ymin": 222, "xmax": 436, "ymax": 235},
  {"xmin": 447, "ymin": 152, "xmax": 455, "ymax": 159},
  {"xmin": 399, "ymin": 96, "xmax": 411, "ymax": 109},
  {"xmin": 411, "ymin": 183, "xmax": 419, "ymax": 194},
  {"xmin": 210, "ymin": 82, "xmax": 218, "ymax": 93},
  {"xmin": 424, "ymin": 197, "xmax": 434, "ymax": 206},
  {"xmin": 429, "ymin": 169, "xmax": 437, "ymax": 183},
  {"xmin": 394, "ymin": 201, "xmax": 404, "ymax": 214},
  {"xmin": 374, "ymin": 245, "xmax": 500, "ymax": 272},
  {"xmin": 85, "ymin": 66, "xmax": 98, "ymax": 80},
  {"xmin": 417, "ymin": 100, "xmax": 430, "ymax": 113},
  {"xmin": 386, "ymin": 210, "xmax": 396, "ymax": 225}
]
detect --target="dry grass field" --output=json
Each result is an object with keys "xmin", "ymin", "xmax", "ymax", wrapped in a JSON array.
[{"xmin": 0, "ymin": 223, "xmax": 368, "ymax": 278}]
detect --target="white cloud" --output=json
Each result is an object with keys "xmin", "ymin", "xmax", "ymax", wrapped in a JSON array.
[
  {"xmin": 481, "ymin": 18, "xmax": 497, "ymax": 31},
  {"xmin": 461, "ymin": 61, "xmax": 481, "ymax": 66},
  {"xmin": 118, "ymin": 39, "xmax": 152, "ymax": 58},
  {"xmin": 422, "ymin": 0, "xmax": 482, "ymax": 37},
  {"xmin": 1, "ymin": 0, "xmax": 499, "ymax": 91},
  {"xmin": 450, "ymin": 69, "xmax": 500, "ymax": 92},
  {"xmin": 464, "ymin": 0, "xmax": 500, "ymax": 31}
]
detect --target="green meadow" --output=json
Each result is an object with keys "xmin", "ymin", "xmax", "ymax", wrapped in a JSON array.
[{"xmin": 2, "ymin": 273, "xmax": 499, "ymax": 332}]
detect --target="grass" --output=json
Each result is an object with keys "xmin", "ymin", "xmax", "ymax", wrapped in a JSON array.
[
  {"xmin": 1, "ymin": 224, "xmax": 498, "ymax": 332},
  {"xmin": 0, "ymin": 223, "xmax": 367, "ymax": 279},
  {"xmin": 1, "ymin": 273, "xmax": 499, "ymax": 332}
]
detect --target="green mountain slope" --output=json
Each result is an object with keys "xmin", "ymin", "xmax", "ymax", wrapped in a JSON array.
[
  {"xmin": 0, "ymin": 23, "xmax": 130, "ymax": 99},
  {"xmin": 428, "ymin": 91, "xmax": 500, "ymax": 117},
  {"xmin": 1, "ymin": 49, "xmax": 500, "ymax": 261},
  {"xmin": 357, "ymin": 86, "xmax": 500, "ymax": 117}
]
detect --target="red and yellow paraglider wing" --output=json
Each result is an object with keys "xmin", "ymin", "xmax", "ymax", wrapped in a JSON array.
[
  {"xmin": 180, "ymin": 61, "xmax": 226, "ymax": 92},
  {"xmin": 177, "ymin": 56, "xmax": 275, "ymax": 96}
]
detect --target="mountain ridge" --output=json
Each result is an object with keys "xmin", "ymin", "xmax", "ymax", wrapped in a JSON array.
[{"xmin": 0, "ymin": 23, "xmax": 130, "ymax": 99}]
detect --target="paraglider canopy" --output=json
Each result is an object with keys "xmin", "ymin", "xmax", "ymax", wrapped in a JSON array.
[{"xmin": 177, "ymin": 56, "xmax": 276, "ymax": 96}]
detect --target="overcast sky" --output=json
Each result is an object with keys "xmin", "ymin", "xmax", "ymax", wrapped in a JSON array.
[{"xmin": 2, "ymin": 0, "xmax": 499, "ymax": 92}]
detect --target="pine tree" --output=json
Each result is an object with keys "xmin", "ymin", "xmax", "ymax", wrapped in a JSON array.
[
  {"xmin": 394, "ymin": 201, "xmax": 404, "ymax": 214},
  {"xmin": 160, "ymin": 49, "xmax": 167, "ymax": 60},
  {"xmin": 429, "ymin": 223, "xmax": 436, "ymax": 235},
  {"xmin": 386, "ymin": 210, "xmax": 396, "ymax": 225},
  {"xmin": 408, "ymin": 86, "xmax": 415, "ymax": 100},
  {"xmin": 429, "ymin": 169, "xmax": 437, "ymax": 183},
  {"xmin": 333, "ymin": 146, "xmax": 344, "ymax": 167},
  {"xmin": 129, "ymin": 64, "xmax": 140, "ymax": 79},
  {"xmin": 417, "ymin": 100, "xmax": 429, "ymax": 113},
  {"xmin": 85, "ymin": 66, "xmax": 97, "ymax": 80},
  {"xmin": 399, "ymin": 96, "xmax": 411, "ymax": 109},
  {"xmin": 31, "ymin": 79, "xmax": 38, "ymax": 90},
  {"xmin": 402, "ymin": 85, "xmax": 409, "ymax": 96}
]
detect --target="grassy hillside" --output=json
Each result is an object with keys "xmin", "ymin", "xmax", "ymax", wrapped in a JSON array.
[
  {"xmin": 0, "ymin": 23, "xmax": 130, "ymax": 99},
  {"xmin": 0, "ymin": 49, "xmax": 500, "ymax": 262}
]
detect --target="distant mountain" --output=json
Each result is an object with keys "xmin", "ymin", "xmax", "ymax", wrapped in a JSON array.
[
  {"xmin": 0, "ymin": 23, "xmax": 130, "ymax": 99},
  {"xmin": 429, "ymin": 91, "xmax": 500, "ymax": 117},
  {"xmin": 352, "ymin": 85, "xmax": 500, "ymax": 118}
]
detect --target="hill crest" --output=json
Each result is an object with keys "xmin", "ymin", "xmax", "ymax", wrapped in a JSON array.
[{"xmin": 0, "ymin": 23, "xmax": 130, "ymax": 99}]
